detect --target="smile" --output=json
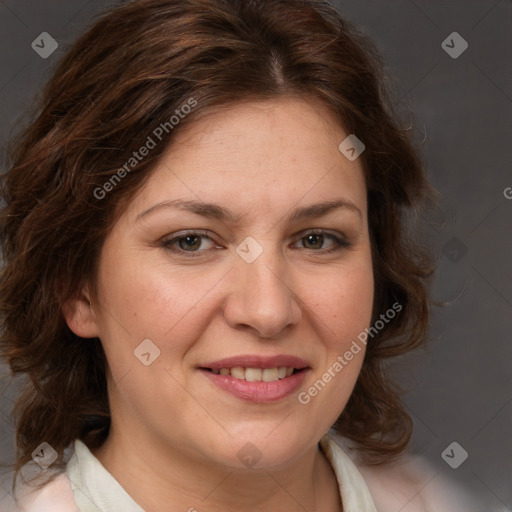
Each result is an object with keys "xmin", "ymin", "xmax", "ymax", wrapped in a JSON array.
[{"xmin": 204, "ymin": 366, "xmax": 299, "ymax": 382}]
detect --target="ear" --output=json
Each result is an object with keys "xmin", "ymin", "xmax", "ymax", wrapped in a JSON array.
[{"xmin": 61, "ymin": 287, "xmax": 100, "ymax": 339}]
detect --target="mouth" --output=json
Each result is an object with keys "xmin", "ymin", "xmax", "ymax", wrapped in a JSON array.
[
  {"xmin": 200, "ymin": 366, "xmax": 305, "ymax": 382},
  {"xmin": 198, "ymin": 355, "xmax": 310, "ymax": 403}
]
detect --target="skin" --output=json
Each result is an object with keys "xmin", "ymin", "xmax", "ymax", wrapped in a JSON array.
[{"xmin": 64, "ymin": 96, "xmax": 374, "ymax": 512}]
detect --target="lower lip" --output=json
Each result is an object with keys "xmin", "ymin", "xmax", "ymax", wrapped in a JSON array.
[{"xmin": 200, "ymin": 369, "xmax": 309, "ymax": 403}]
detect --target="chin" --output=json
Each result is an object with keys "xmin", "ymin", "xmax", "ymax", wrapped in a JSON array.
[{"xmin": 204, "ymin": 429, "xmax": 317, "ymax": 471}]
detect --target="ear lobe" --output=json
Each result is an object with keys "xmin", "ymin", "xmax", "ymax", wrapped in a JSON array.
[{"xmin": 62, "ymin": 291, "xmax": 100, "ymax": 339}]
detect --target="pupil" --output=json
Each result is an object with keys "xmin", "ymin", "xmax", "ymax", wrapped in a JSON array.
[
  {"xmin": 305, "ymin": 234, "xmax": 323, "ymax": 248},
  {"xmin": 180, "ymin": 235, "xmax": 201, "ymax": 250}
]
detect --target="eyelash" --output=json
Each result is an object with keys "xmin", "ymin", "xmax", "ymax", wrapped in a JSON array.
[{"xmin": 160, "ymin": 229, "xmax": 351, "ymax": 257}]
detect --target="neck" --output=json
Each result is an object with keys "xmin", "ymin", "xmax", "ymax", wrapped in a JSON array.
[{"xmin": 92, "ymin": 426, "xmax": 342, "ymax": 512}]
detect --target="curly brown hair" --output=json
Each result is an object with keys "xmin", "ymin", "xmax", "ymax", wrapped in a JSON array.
[{"xmin": 0, "ymin": 0, "xmax": 435, "ymax": 487}]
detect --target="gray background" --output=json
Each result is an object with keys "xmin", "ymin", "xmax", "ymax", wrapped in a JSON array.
[{"xmin": 0, "ymin": 0, "xmax": 511, "ymax": 510}]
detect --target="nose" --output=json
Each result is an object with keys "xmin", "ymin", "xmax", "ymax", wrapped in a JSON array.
[{"xmin": 223, "ymin": 248, "xmax": 302, "ymax": 339}]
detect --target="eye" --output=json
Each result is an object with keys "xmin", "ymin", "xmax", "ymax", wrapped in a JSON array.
[
  {"xmin": 160, "ymin": 229, "xmax": 350, "ymax": 258},
  {"xmin": 161, "ymin": 231, "xmax": 220, "ymax": 256},
  {"xmin": 293, "ymin": 230, "xmax": 350, "ymax": 253}
]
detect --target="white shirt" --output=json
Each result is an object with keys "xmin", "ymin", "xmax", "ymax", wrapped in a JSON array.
[{"xmin": 1, "ymin": 432, "xmax": 483, "ymax": 511}]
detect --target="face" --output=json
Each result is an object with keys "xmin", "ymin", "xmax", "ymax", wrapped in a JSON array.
[{"xmin": 68, "ymin": 97, "xmax": 374, "ymax": 470}]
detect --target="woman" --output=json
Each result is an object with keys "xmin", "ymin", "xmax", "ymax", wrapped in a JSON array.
[{"xmin": 0, "ymin": 0, "xmax": 478, "ymax": 510}]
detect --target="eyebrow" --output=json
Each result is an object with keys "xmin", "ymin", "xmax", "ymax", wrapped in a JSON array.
[{"xmin": 136, "ymin": 198, "xmax": 362, "ymax": 223}]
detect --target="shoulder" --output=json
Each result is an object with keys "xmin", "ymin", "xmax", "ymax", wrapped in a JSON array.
[
  {"xmin": 1, "ymin": 469, "xmax": 78, "ymax": 512},
  {"xmin": 324, "ymin": 431, "xmax": 483, "ymax": 512}
]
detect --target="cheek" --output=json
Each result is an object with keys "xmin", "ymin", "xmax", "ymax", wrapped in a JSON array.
[
  {"xmin": 94, "ymin": 246, "xmax": 228, "ymax": 366},
  {"xmin": 296, "ymin": 265, "xmax": 373, "ymax": 422},
  {"xmin": 303, "ymin": 260, "xmax": 374, "ymax": 348}
]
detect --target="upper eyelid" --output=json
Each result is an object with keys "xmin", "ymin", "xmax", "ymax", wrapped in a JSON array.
[{"xmin": 161, "ymin": 229, "xmax": 211, "ymax": 241}]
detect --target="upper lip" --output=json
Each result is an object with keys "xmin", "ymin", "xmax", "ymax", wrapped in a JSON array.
[{"xmin": 200, "ymin": 354, "xmax": 310, "ymax": 370}]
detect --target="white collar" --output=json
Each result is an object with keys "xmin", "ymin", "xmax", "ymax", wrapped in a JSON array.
[
  {"xmin": 66, "ymin": 440, "xmax": 143, "ymax": 511},
  {"xmin": 320, "ymin": 434, "xmax": 377, "ymax": 511},
  {"xmin": 66, "ymin": 435, "xmax": 377, "ymax": 511}
]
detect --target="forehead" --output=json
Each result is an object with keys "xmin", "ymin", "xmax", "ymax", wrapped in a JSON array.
[
  {"xmin": 167, "ymin": 96, "xmax": 346, "ymax": 160},
  {"xmin": 125, "ymin": 97, "xmax": 367, "ymax": 223}
]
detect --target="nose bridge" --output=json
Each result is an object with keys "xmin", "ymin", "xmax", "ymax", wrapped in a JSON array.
[
  {"xmin": 225, "ymin": 238, "xmax": 301, "ymax": 337},
  {"xmin": 243, "ymin": 246, "xmax": 285, "ymax": 296}
]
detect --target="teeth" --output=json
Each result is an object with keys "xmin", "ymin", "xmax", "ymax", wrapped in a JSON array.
[
  {"xmin": 231, "ymin": 367, "xmax": 245, "ymax": 379},
  {"xmin": 211, "ymin": 366, "xmax": 297, "ymax": 382},
  {"xmin": 262, "ymin": 368, "xmax": 279, "ymax": 382},
  {"xmin": 245, "ymin": 368, "xmax": 262, "ymax": 381}
]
